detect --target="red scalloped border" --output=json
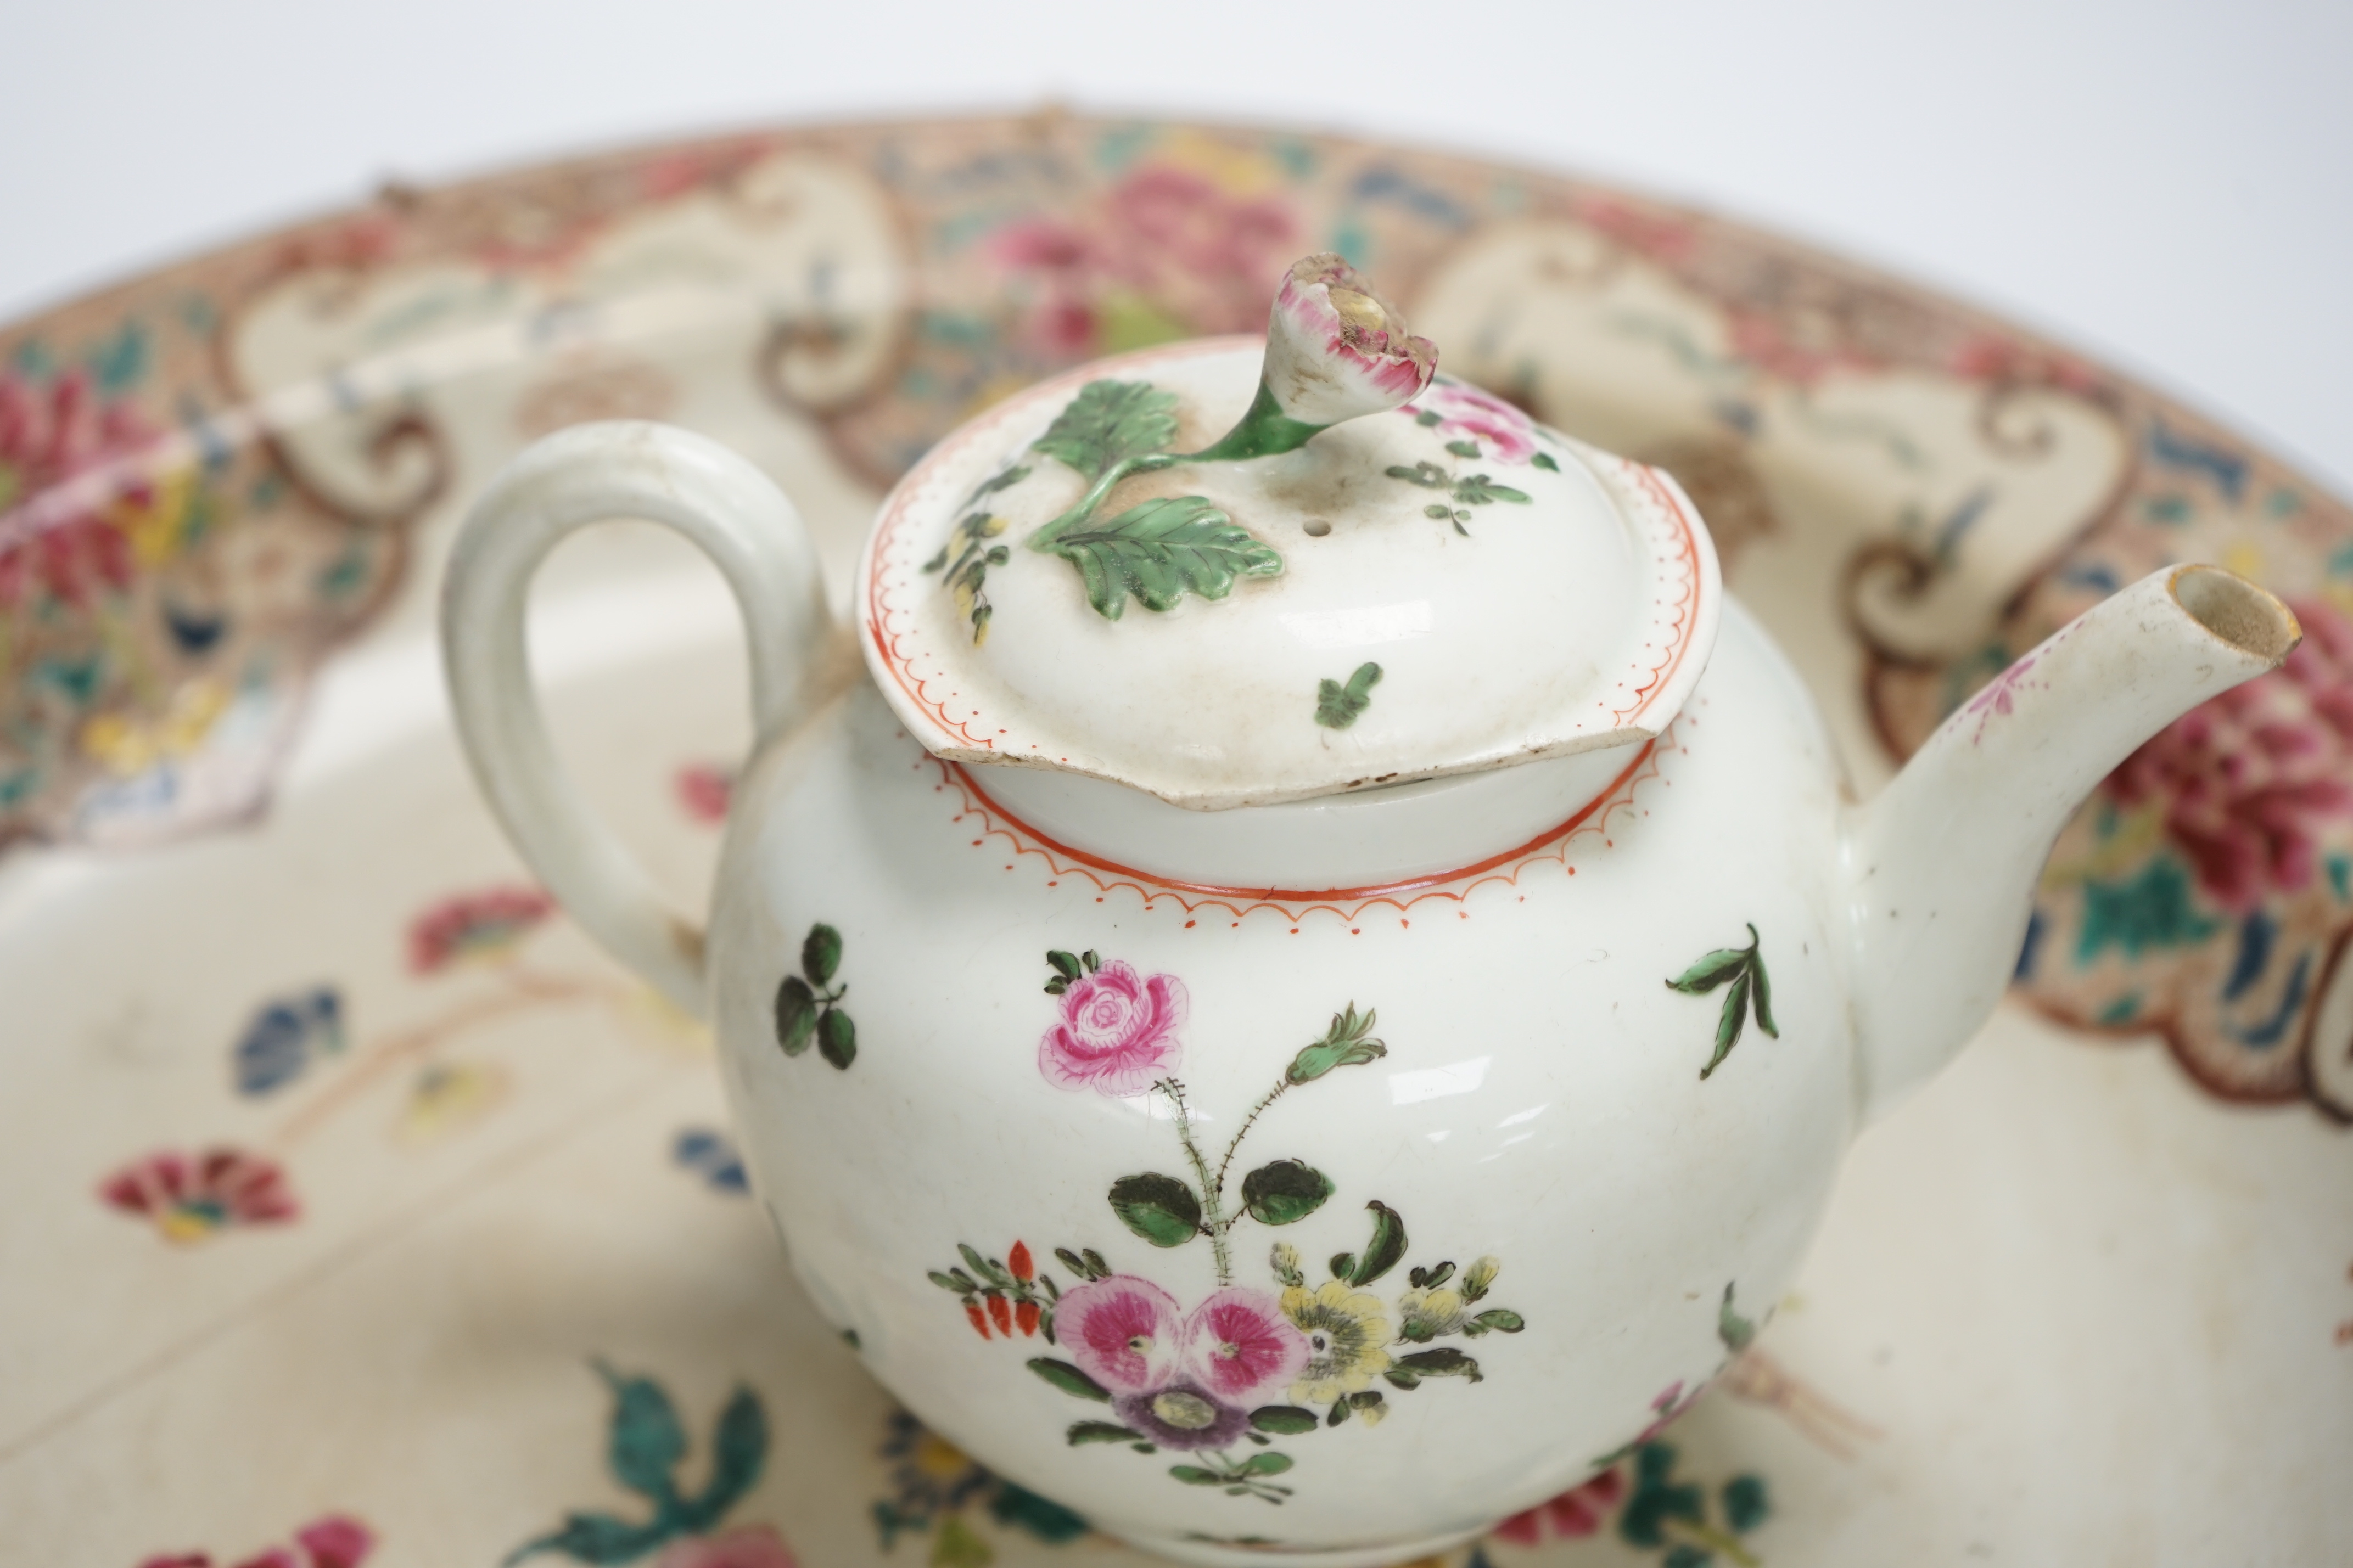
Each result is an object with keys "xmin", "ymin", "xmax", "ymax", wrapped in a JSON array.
[{"xmin": 913, "ymin": 721, "xmax": 1684, "ymax": 929}]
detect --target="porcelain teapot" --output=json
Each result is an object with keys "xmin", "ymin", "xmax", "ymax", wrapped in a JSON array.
[{"xmin": 441, "ymin": 256, "xmax": 2298, "ymax": 1567}]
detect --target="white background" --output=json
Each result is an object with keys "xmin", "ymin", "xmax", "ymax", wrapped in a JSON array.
[{"xmin": 5, "ymin": 0, "xmax": 2349, "ymax": 494}]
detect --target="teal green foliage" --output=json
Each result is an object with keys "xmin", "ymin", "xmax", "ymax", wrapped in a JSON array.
[
  {"xmin": 1664, "ymin": 925, "xmax": 1778, "ymax": 1079},
  {"xmin": 504, "ymin": 1363, "xmax": 767, "ymax": 1565},
  {"xmin": 1044, "ymin": 496, "xmax": 1281, "ymax": 619},
  {"xmin": 774, "ymin": 923, "xmax": 857, "ymax": 1070},
  {"xmin": 1616, "ymin": 1443, "xmax": 1768, "ymax": 1564},
  {"xmin": 2076, "ymin": 856, "xmax": 2221, "ymax": 962}
]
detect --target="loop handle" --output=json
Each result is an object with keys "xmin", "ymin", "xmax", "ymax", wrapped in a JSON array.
[{"xmin": 441, "ymin": 421, "xmax": 833, "ymax": 1014}]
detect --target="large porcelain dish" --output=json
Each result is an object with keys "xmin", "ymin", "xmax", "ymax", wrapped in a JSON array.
[{"xmin": 0, "ymin": 115, "xmax": 2346, "ymax": 1565}]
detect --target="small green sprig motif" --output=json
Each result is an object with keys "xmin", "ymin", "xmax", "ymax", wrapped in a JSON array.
[
  {"xmin": 1385, "ymin": 458, "xmax": 1530, "ymax": 535},
  {"xmin": 1665, "ymin": 924, "xmax": 1779, "ymax": 1079},
  {"xmin": 773, "ymin": 923, "xmax": 856, "ymax": 1070},
  {"xmin": 1314, "ymin": 662, "xmax": 1382, "ymax": 730},
  {"xmin": 922, "ymin": 465, "xmax": 1032, "ymax": 644}
]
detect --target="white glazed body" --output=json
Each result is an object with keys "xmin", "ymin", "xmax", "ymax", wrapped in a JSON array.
[{"xmin": 708, "ymin": 600, "xmax": 1852, "ymax": 1566}]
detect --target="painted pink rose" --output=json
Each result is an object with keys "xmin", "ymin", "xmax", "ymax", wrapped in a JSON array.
[
  {"xmin": 1262, "ymin": 253, "xmax": 1436, "ymax": 426},
  {"xmin": 1183, "ymin": 1286, "xmax": 1310, "ymax": 1403},
  {"xmin": 1038, "ymin": 961, "xmax": 1187, "ymax": 1095},
  {"xmin": 654, "ymin": 1525, "xmax": 797, "ymax": 1568},
  {"xmin": 1409, "ymin": 379, "xmax": 1539, "ymax": 464},
  {"xmin": 1055, "ymin": 1274, "xmax": 1184, "ymax": 1393},
  {"xmin": 2105, "ymin": 595, "xmax": 2353, "ymax": 910}
]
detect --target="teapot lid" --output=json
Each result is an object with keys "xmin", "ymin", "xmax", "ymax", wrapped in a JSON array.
[{"xmin": 857, "ymin": 256, "xmax": 1719, "ymax": 811}]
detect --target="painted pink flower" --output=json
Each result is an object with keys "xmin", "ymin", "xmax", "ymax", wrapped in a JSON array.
[
  {"xmin": 676, "ymin": 763, "xmax": 735, "ymax": 825},
  {"xmin": 1408, "ymin": 379, "xmax": 1538, "ymax": 463},
  {"xmin": 1038, "ymin": 961, "xmax": 1187, "ymax": 1095},
  {"xmin": 1183, "ymin": 1286, "xmax": 1310, "ymax": 1403},
  {"xmin": 1263, "ymin": 254, "xmax": 1436, "ymax": 427},
  {"xmin": 406, "ymin": 886, "xmax": 556, "ymax": 973},
  {"xmin": 137, "ymin": 1513, "xmax": 372, "ymax": 1568},
  {"xmin": 654, "ymin": 1525, "xmax": 797, "ymax": 1568},
  {"xmin": 1490, "ymin": 1470, "xmax": 1625, "ymax": 1545},
  {"xmin": 1055, "ymin": 1275, "xmax": 1183, "ymax": 1393},
  {"xmin": 100, "ymin": 1147, "xmax": 299, "ymax": 1243},
  {"xmin": 2106, "ymin": 595, "xmax": 2353, "ymax": 911},
  {"xmin": 987, "ymin": 165, "xmax": 1297, "ymax": 358},
  {"xmin": 0, "ymin": 370, "xmax": 154, "ymax": 609}
]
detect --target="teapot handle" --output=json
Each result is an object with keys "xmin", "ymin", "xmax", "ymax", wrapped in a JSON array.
[{"xmin": 440, "ymin": 421, "xmax": 834, "ymax": 1016}]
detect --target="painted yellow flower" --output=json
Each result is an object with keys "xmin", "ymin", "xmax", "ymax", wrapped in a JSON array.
[
  {"xmin": 1396, "ymin": 1284, "xmax": 1467, "ymax": 1342},
  {"xmin": 1280, "ymin": 1279, "xmax": 1392, "ymax": 1403}
]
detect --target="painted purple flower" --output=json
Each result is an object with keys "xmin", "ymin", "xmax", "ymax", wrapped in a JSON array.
[
  {"xmin": 1111, "ymin": 1382, "xmax": 1252, "ymax": 1451},
  {"xmin": 1409, "ymin": 379, "xmax": 1539, "ymax": 464},
  {"xmin": 1262, "ymin": 254, "xmax": 1436, "ymax": 428},
  {"xmin": 1038, "ymin": 961, "xmax": 1187, "ymax": 1095},
  {"xmin": 1183, "ymin": 1286, "xmax": 1310, "ymax": 1403},
  {"xmin": 1055, "ymin": 1275, "xmax": 1183, "ymax": 1393}
]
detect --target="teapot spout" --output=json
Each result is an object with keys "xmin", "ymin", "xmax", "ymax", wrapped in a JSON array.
[{"xmin": 1843, "ymin": 565, "xmax": 2300, "ymax": 1121}]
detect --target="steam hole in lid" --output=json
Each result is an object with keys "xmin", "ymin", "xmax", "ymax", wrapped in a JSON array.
[
  {"xmin": 2172, "ymin": 565, "xmax": 2301, "ymax": 661},
  {"xmin": 1302, "ymin": 518, "xmax": 1332, "ymax": 537}
]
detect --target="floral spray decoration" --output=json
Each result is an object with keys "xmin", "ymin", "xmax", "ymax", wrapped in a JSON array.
[{"xmin": 926, "ymin": 951, "xmax": 1526, "ymax": 1507}]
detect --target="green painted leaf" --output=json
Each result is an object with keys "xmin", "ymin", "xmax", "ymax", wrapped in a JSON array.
[
  {"xmin": 988, "ymin": 1483, "xmax": 1091, "ymax": 1543},
  {"xmin": 1702, "ymin": 972, "xmax": 1750, "ymax": 1080},
  {"xmin": 1718, "ymin": 1282, "xmax": 1756, "ymax": 1355},
  {"xmin": 1386, "ymin": 462, "xmax": 1448, "ymax": 489},
  {"xmin": 1314, "ymin": 662, "xmax": 1383, "ymax": 730},
  {"xmin": 958, "ymin": 1244, "xmax": 1007, "ymax": 1286},
  {"xmin": 1444, "ymin": 440, "xmax": 1481, "ymax": 459},
  {"xmin": 972, "ymin": 463, "xmax": 1033, "ymax": 501},
  {"xmin": 1285, "ymin": 1004, "xmax": 1386, "ymax": 1083},
  {"xmin": 1395, "ymin": 1347, "xmax": 1482, "ymax": 1382},
  {"xmin": 1168, "ymin": 1465, "xmax": 1225, "ymax": 1487},
  {"xmin": 929, "ymin": 1271, "xmax": 970, "ymax": 1293},
  {"xmin": 1109, "ymin": 1172, "xmax": 1203, "ymax": 1246},
  {"xmin": 774, "ymin": 976, "xmax": 816, "ymax": 1055},
  {"xmin": 1047, "ymin": 949, "xmax": 1083, "ymax": 980},
  {"xmin": 819, "ymin": 1008, "xmax": 857, "ymax": 1071},
  {"xmin": 1271, "ymin": 1241, "xmax": 1306, "ymax": 1288},
  {"xmin": 1241, "ymin": 1160, "xmax": 1335, "ymax": 1226},
  {"xmin": 1348, "ymin": 1201, "xmax": 1407, "ymax": 1286},
  {"xmin": 1046, "ymin": 496, "xmax": 1282, "ymax": 620},
  {"xmin": 1747, "ymin": 927, "xmax": 1778, "ymax": 1038},
  {"xmin": 1248, "ymin": 1406, "xmax": 1319, "ymax": 1435},
  {"xmin": 1033, "ymin": 381, "xmax": 1179, "ymax": 480},
  {"xmin": 1347, "ymin": 1391, "xmax": 1385, "ymax": 1412},
  {"xmin": 1452, "ymin": 475, "xmax": 1530, "ymax": 507},
  {"xmin": 1424, "ymin": 503, "xmax": 1454, "ymax": 520},
  {"xmin": 594, "ymin": 1362, "xmax": 685, "ymax": 1503},
  {"xmin": 1027, "ymin": 1358, "xmax": 1112, "ymax": 1402},
  {"xmin": 1411, "ymin": 1261, "xmax": 1455, "ymax": 1290},
  {"xmin": 682, "ymin": 1384, "xmax": 768, "ymax": 1528},
  {"xmin": 1532, "ymin": 451, "xmax": 1561, "ymax": 472},
  {"xmin": 1666, "ymin": 947, "xmax": 1749, "ymax": 994},
  {"xmin": 802, "ymin": 924, "xmax": 843, "ymax": 986},
  {"xmin": 1466, "ymin": 1308, "xmax": 1525, "ymax": 1335},
  {"xmin": 1068, "ymin": 1420, "xmax": 1145, "ymax": 1446},
  {"xmin": 1382, "ymin": 1368, "xmax": 1421, "ymax": 1391},
  {"xmin": 1242, "ymin": 1452, "xmax": 1295, "ymax": 1476},
  {"xmin": 1722, "ymin": 1474, "xmax": 1771, "ymax": 1533},
  {"xmin": 1460, "ymin": 1256, "xmax": 1498, "ymax": 1301},
  {"xmin": 1415, "ymin": 409, "xmax": 1443, "ymax": 427},
  {"xmin": 1054, "ymin": 1246, "xmax": 1091, "ymax": 1279},
  {"xmin": 1329, "ymin": 1252, "xmax": 1356, "ymax": 1280},
  {"xmin": 500, "ymin": 1512, "xmax": 670, "ymax": 1566},
  {"xmin": 1325, "ymin": 1398, "xmax": 1350, "ymax": 1426},
  {"xmin": 1618, "ymin": 1443, "xmax": 1705, "ymax": 1548}
]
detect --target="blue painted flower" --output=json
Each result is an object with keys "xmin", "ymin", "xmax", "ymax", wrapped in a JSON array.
[{"xmin": 232, "ymin": 987, "xmax": 344, "ymax": 1096}]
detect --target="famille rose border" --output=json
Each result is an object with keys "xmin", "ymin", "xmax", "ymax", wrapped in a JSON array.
[
  {"xmin": 858, "ymin": 339, "xmax": 1713, "ymax": 778},
  {"xmin": 912, "ymin": 723, "xmax": 1680, "ymax": 928}
]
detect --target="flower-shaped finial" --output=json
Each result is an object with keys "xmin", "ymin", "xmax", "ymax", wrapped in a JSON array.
[
  {"xmin": 1184, "ymin": 254, "xmax": 1438, "ymax": 464},
  {"xmin": 1264, "ymin": 254, "xmax": 1437, "ymax": 426}
]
